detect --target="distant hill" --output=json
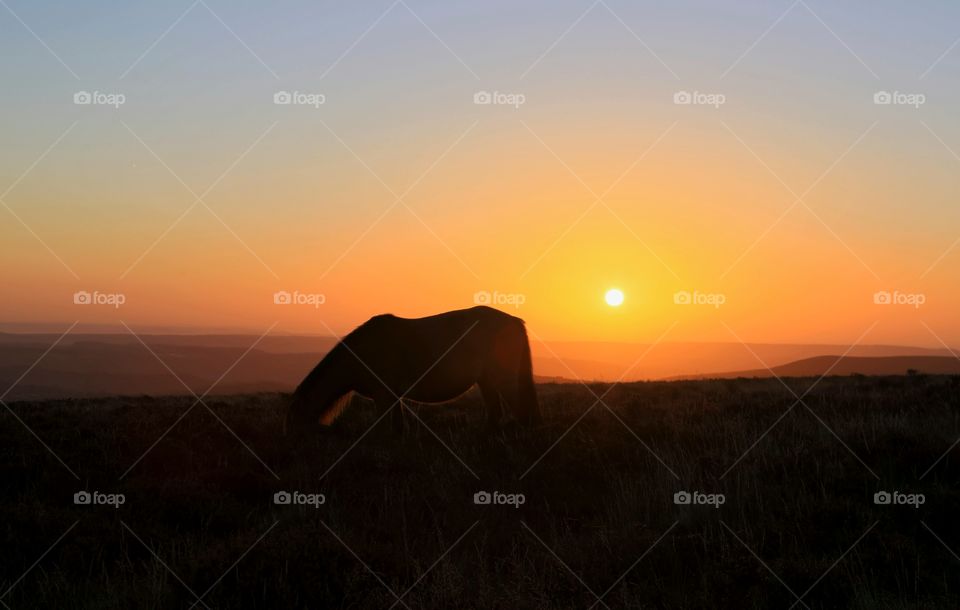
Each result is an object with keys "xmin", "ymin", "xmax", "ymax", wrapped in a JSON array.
[
  {"xmin": 534, "ymin": 341, "xmax": 957, "ymax": 380},
  {"xmin": 671, "ymin": 355, "xmax": 960, "ymax": 380},
  {"xmin": 0, "ymin": 342, "xmax": 321, "ymax": 400}
]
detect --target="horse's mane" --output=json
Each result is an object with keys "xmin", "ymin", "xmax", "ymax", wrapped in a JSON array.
[
  {"xmin": 319, "ymin": 391, "xmax": 354, "ymax": 425},
  {"xmin": 295, "ymin": 340, "xmax": 344, "ymax": 395}
]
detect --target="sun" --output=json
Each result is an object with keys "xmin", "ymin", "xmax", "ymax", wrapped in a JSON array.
[{"xmin": 604, "ymin": 288, "xmax": 624, "ymax": 307}]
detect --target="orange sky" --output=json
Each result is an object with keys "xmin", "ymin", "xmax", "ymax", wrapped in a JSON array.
[{"xmin": 2, "ymin": 2, "xmax": 960, "ymax": 349}]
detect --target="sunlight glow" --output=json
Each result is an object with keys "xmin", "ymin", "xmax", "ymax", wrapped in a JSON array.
[{"xmin": 605, "ymin": 288, "xmax": 624, "ymax": 307}]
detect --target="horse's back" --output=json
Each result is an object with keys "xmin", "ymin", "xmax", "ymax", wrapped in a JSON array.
[
  {"xmin": 344, "ymin": 307, "xmax": 525, "ymax": 391},
  {"xmin": 359, "ymin": 306, "xmax": 521, "ymax": 338}
]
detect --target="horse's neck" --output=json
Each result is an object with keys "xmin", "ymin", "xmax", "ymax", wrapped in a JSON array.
[{"xmin": 305, "ymin": 350, "xmax": 352, "ymax": 402}]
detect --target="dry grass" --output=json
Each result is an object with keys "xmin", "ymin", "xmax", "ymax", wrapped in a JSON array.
[{"xmin": 2, "ymin": 375, "xmax": 960, "ymax": 608}]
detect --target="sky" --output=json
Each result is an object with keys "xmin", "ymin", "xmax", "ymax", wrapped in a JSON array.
[{"xmin": 2, "ymin": 0, "xmax": 960, "ymax": 347}]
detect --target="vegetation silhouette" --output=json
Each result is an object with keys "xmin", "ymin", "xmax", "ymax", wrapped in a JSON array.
[{"xmin": 287, "ymin": 306, "xmax": 541, "ymax": 433}]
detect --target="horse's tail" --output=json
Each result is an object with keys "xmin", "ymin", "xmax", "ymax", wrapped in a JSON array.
[{"xmin": 516, "ymin": 322, "xmax": 541, "ymax": 424}]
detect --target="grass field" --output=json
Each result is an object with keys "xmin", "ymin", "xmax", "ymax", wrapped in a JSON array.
[{"xmin": 2, "ymin": 375, "xmax": 960, "ymax": 608}]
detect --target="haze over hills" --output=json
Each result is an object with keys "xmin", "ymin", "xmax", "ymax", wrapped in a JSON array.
[
  {"xmin": 672, "ymin": 355, "xmax": 960, "ymax": 380},
  {"xmin": 532, "ymin": 340, "xmax": 957, "ymax": 380},
  {"xmin": 1, "ymin": 330, "xmax": 957, "ymax": 400}
]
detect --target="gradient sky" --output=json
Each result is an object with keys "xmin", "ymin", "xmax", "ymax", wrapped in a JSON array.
[{"xmin": 3, "ymin": 0, "xmax": 960, "ymax": 346}]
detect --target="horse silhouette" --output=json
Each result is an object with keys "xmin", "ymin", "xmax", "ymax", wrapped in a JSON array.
[{"xmin": 287, "ymin": 306, "xmax": 541, "ymax": 434}]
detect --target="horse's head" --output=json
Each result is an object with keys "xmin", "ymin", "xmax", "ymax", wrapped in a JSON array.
[
  {"xmin": 287, "ymin": 345, "xmax": 358, "ymax": 436},
  {"xmin": 284, "ymin": 392, "xmax": 319, "ymax": 438}
]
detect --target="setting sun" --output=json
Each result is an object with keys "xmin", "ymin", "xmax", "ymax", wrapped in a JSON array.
[{"xmin": 605, "ymin": 288, "xmax": 625, "ymax": 307}]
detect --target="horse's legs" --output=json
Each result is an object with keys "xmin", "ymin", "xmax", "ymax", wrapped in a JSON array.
[
  {"xmin": 478, "ymin": 378, "xmax": 504, "ymax": 430},
  {"xmin": 501, "ymin": 371, "xmax": 540, "ymax": 427},
  {"xmin": 370, "ymin": 391, "xmax": 406, "ymax": 435},
  {"xmin": 392, "ymin": 398, "xmax": 408, "ymax": 434}
]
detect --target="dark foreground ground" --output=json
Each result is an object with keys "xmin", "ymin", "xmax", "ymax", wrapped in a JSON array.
[{"xmin": 2, "ymin": 375, "xmax": 960, "ymax": 609}]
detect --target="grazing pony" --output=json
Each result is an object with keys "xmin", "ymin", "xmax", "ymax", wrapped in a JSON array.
[{"xmin": 287, "ymin": 306, "xmax": 540, "ymax": 434}]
